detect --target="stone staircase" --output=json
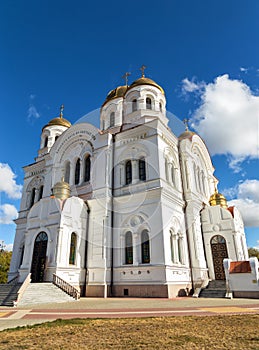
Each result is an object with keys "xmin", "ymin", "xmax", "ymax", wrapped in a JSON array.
[
  {"xmin": 18, "ymin": 283, "xmax": 76, "ymax": 306},
  {"xmin": 0, "ymin": 283, "xmax": 22, "ymax": 306},
  {"xmin": 199, "ymin": 280, "xmax": 227, "ymax": 298}
]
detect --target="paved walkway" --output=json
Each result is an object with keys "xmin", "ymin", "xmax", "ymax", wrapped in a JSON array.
[{"xmin": 0, "ymin": 297, "xmax": 259, "ymax": 331}]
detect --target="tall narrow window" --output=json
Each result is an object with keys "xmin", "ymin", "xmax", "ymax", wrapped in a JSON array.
[
  {"xmin": 146, "ymin": 97, "xmax": 152, "ymax": 110},
  {"xmin": 69, "ymin": 233, "xmax": 77, "ymax": 265},
  {"xmin": 75, "ymin": 159, "xmax": 81, "ymax": 185},
  {"xmin": 65, "ymin": 162, "xmax": 70, "ymax": 183},
  {"xmin": 84, "ymin": 156, "xmax": 91, "ymax": 182},
  {"xmin": 170, "ymin": 233, "xmax": 174, "ymax": 262},
  {"xmin": 125, "ymin": 231, "xmax": 133, "ymax": 264},
  {"xmin": 132, "ymin": 99, "xmax": 137, "ymax": 112},
  {"xmin": 178, "ymin": 237, "xmax": 182, "ymax": 264},
  {"xmin": 159, "ymin": 102, "xmax": 162, "ymax": 112},
  {"xmin": 110, "ymin": 112, "xmax": 115, "ymax": 127},
  {"xmin": 141, "ymin": 230, "xmax": 150, "ymax": 263},
  {"xmin": 55, "ymin": 135, "xmax": 59, "ymax": 142},
  {"xmin": 125, "ymin": 160, "xmax": 132, "ymax": 185},
  {"xmin": 38, "ymin": 185, "xmax": 44, "ymax": 200},
  {"xmin": 30, "ymin": 188, "xmax": 36, "ymax": 208},
  {"xmin": 44, "ymin": 137, "xmax": 48, "ymax": 148},
  {"xmin": 139, "ymin": 158, "xmax": 146, "ymax": 181}
]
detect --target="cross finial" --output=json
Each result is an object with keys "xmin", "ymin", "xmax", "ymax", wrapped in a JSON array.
[
  {"xmin": 122, "ymin": 72, "xmax": 131, "ymax": 86},
  {"xmin": 183, "ymin": 118, "xmax": 189, "ymax": 131},
  {"xmin": 140, "ymin": 65, "xmax": 147, "ymax": 77},
  {"xmin": 60, "ymin": 104, "xmax": 64, "ymax": 118}
]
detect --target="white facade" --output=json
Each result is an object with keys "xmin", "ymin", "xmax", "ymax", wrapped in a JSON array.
[{"xmin": 9, "ymin": 75, "xmax": 249, "ymax": 298}]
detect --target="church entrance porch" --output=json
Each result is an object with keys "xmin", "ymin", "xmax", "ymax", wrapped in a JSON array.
[
  {"xmin": 211, "ymin": 235, "xmax": 228, "ymax": 280},
  {"xmin": 31, "ymin": 232, "xmax": 48, "ymax": 283}
]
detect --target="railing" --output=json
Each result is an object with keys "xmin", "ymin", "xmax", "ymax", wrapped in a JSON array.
[
  {"xmin": 15, "ymin": 273, "xmax": 31, "ymax": 306},
  {"xmin": 52, "ymin": 274, "xmax": 80, "ymax": 300}
]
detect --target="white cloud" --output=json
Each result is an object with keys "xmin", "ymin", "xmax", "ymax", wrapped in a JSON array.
[
  {"xmin": 27, "ymin": 104, "xmax": 40, "ymax": 121},
  {"xmin": 5, "ymin": 244, "xmax": 13, "ymax": 252},
  {"xmin": 0, "ymin": 204, "xmax": 18, "ymax": 225},
  {"xmin": 181, "ymin": 78, "xmax": 204, "ymax": 93},
  {"xmin": 227, "ymin": 179, "xmax": 259, "ymax": 227},
  {"xmin": 189, "ymin": 74, "xmax": 259, "ymax": 171},
  {"xmin": 0, "ymin": 163, "xmax": 22, "ymax": 199}
]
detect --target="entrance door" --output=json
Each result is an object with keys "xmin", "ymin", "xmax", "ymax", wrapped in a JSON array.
[
  {"xmin": 31, "ymin": 232, "xmax": 48, "ymax": 282},
  {"xmin": 210, "ymin": 235, "xmax": 228, "ymax": 280}
]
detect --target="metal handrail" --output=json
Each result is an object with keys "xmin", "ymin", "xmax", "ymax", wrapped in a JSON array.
[{"xmin": 52, "ymin": 273, "xmax": 80, "ymax": 300}]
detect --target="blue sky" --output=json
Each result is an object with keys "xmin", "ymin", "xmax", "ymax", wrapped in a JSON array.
[{"xmin": 0, "ymin": 0, "xmax": 258, "ymax": 250}]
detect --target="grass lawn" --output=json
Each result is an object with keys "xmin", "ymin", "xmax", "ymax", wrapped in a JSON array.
[{"xmin": 0, "ymin": 314, "xmax": 258, "ymax": 349}]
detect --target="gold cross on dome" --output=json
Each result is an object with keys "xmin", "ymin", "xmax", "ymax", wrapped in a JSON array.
[
  {"xmin": 60, "ymin": 104, "xmax": 64, "ymax": 118},
  {"xmin": 183, "ymin": 118, "xmax": 189, "ymax": 131},
  {"xmin": 122, "ymin": 72, "xmax": 131, "ymax": 86},
  {"xmin": 140, "ymin": 65, "xmax": 147, "ymax": 77}
]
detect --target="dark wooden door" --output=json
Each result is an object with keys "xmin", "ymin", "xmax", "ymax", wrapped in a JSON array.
[
  {"xmin": 31, "ymin": 232, "xmax": 48, "ymax": 283},
  {"xmin": 211, "ymin": 235, "xmax": 228, "ymax": 280}
]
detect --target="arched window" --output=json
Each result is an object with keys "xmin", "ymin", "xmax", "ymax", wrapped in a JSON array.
[
  {"xmin": 125, "ymin": 160, "xmax": 132, "ymax": 185},
  {"xmin": 141, "ymin": 230, "xmax": 150, "ymax": 263},
  {"xmin": 132, "ymin": 99, "xmax": 137, "ymax": 112},
  {"xmin": 170, "ymin": 233, "xmax": 174, "ymax": 262},
  {"xmin": 139, "ymin": 158, "xmax": 146, "ymax": 181},
  {"xmin": 55, "ymin": 135, "xmax": 59, "ymax": 142},
  {"xmin": 75, "ymin": 159, "xmax": 81, "ymax": 185},
  {"xmin": 44, "ymin": 137, "xmax": 48, "ymax": 148},
  {"xmin": 159, "ymin": 102, "xmax": 162, "ymax": 112},
  {"xmin": 110, "ymin": 112, "xmax": 115, "ymax": 127},
  {"xmin": 178, "ymin": 237, "xmax": 182, "ymax": 264},
  {"xmin": 146, "ymin": 97, "xmax": 152, "ymax": 110},
  {"xmin": 69, "ymin": 233, "xmax": 77, "ymax": 265},
  {"xmin": 30, "ymin": 188, "xmax": 36, "ymax": 208},
  {"xmin": 84, "ymin": 156, "xmax": 91, "ymax": 182},
  {"xmin": 125, "ymin": 231, "xmax": 133, "ymax": 264},
  {"xmin": 38, "ymin": 185, "xmax": 44, "ymax": 200},
  {"xmin": 65, "ymin": 162, "xmax": 70, "ymax": 183}
]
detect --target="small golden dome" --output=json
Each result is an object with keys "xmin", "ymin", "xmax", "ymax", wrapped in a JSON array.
[
  {"xmin": 178, "ymin": 130, "xmax": 196, "ymax": 141},
  {"xmin": 128, "ymin": 77, "xmax": 165, "ymax": 95},
  {"xmin": 43, "ymin": 105, "xmax": 71, "ymax": 130},
  {"xmin": 102, "ymin": 85, "xmax": 128, "ymax": 107},
  {"xmin": 209, "ymin": 189, "xmax": 228, "ymax": 209},
  {"xmin": 43, "ymin": 117, "xmax": 71, "ymax": 130},
  {"xmin": 52, "ymin": 178, "xmax": 71, "ymax": 200}
]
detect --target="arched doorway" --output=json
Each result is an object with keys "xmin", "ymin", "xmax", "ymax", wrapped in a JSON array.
[
  {"xmin": 210, "ymin": 235, "xmax": 228, "ymax": 280},
  {"xmin": 31, "ymin": 232, "xmax": 48, "ymax": 282}
]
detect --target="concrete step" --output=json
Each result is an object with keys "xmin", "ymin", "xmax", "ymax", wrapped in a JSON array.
[
  {"xmin": 18, "ymin": 283, "xmax": 75, "ymax": 306},
  {"xmin": 199, "ymin": 280, "xmax": 227, "ymax": 299},
  {"xmin": 0, "ymin": 283, "xmax": 22, "ymax": 306}
]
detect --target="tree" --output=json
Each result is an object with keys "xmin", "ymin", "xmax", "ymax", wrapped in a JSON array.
[
  {"xmin": 248, "ymin": 247, "xmax": 259, "ymax": 259},
  {"xmin": 0, "ymin": 251, "xmax": 12, "ymax": 283}
]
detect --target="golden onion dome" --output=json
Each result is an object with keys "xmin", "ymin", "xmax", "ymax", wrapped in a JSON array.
[
  {"xmin": 52, "ymin": 178, "xmax": 71, "ymax": 200},
  {"xmin": 128, "ymin": 77, "xmax": 165, "ymax": 95},
  {"xmin": 178, "ymin": 130, "xmax": 196, "ymax": 141},
  {"xmin": 42, "ymin": 105, "xmax": 71, "ymax": 130},
  {"xmin": 209, "ymin": 189, "xmax": 228, "ymax": 209},
  {"xmin": 102, "ymin": 85, "xmax": 128, "ymax": 107}
]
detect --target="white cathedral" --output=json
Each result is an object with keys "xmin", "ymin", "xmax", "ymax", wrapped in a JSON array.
[{"xmin": 9, "ymin": 71, "xmax": 249, "ymax": 298}]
